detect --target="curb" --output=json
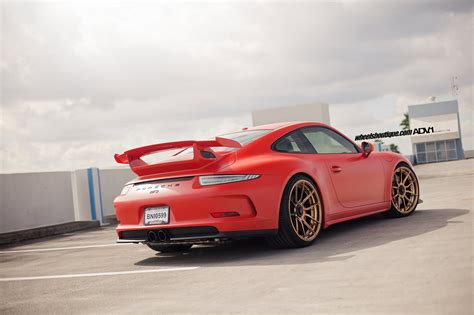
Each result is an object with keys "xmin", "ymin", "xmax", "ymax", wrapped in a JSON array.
[{"xmin": 0, "ymin": 221, "xmax": 101, "ymax": 246}]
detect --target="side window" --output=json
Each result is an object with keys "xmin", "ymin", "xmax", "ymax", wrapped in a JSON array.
[
  {"xmin": 273, "ymin": 130, "xmax": 315, "ymax": 153},
  {"xmin": 301, "ymin": 127, "xmax": 359, "ymax": 154}
]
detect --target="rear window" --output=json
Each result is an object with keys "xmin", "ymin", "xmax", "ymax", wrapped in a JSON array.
[
  {"xmin": 214, "ymin": 129, "xmax": 271, "ymax": 152},
  {"xmin": 141, "ymin": 147, "xmax": 193, "ymax": 164}
]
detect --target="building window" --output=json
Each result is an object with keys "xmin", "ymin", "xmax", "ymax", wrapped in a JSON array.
[
  {"xmin": 426, "ymin": 142, "xmax": 436, "ymax": 162},
  {"xmin": 436, "ymin": 141, "xmax": 447, "ymax": 161},
  {"xmin": 446, "ymin": 140, "xmax": 456, "ymax": 150},
  {"xmin": 416, "ymin": 140, "xmax": 458, "ymax": 164},
  {"xmin": 415, "ymin": 143, "xmax": 427, "ymax": 164},
  {"xmin": 446, "ymin": 140, "xmax": 458, "ymax": 160},
  {"xmin": 417, "ymin": 152, "xmax": 427, "ymax": 163},
  {"xmin": 416, "ymin": 143, "xmax": 426, "ymax": 153}
]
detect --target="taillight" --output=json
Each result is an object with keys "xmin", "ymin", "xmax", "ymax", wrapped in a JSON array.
[{"xmin": 198, "ymin": 174, "xmax": 260, "ymax": 186}]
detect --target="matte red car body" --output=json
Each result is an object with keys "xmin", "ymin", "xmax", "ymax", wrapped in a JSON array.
[{"xmin": 113, "ymin": 122, "xmax": 412, "ymax": 241}]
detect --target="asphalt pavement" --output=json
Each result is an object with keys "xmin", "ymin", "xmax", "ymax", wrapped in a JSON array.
[{"xmin": 1, "ymin": 159, "xmax": 472, "ymax": 314}]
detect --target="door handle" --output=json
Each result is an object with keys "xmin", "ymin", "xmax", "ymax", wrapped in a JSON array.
[{"xmin": 331, "ymin": 165, "xmax": 342, "ymax": 173}]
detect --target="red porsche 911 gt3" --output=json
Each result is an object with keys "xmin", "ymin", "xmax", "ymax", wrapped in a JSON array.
[{"xmin": 113, "ymin": 122, "xmax": 420, "ymax": 252}]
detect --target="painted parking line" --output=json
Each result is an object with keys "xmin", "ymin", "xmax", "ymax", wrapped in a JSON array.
[
  {"xmin": 0, "ymin": 243, "xmax": 134, "ymax": 254},
  {"xmin": 0, "ymin": 267, "xmax": 199, "ymax": 282}
]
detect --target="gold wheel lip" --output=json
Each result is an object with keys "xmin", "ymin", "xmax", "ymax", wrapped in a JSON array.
[
  {"xmin": 391, "ymin": 166, "xmax": 419, "ymax": 214},
  {"xmin": 288, "ymin": 179, "xmax": 322, "ymax": 242}
]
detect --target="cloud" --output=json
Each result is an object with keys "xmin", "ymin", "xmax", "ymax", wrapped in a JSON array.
[{"xmin": 1, "ymin": 0, "xmax": 472, "ymax": 172}]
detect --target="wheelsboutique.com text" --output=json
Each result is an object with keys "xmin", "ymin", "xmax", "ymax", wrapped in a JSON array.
[{"xmin": 354, "ymin": 126, "xmax": 434, "ymax": 141}]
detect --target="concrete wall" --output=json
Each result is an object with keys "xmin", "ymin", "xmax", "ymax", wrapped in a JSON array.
[
  {"xmin": 0, "ymin": 167, "xmax": 136, "ymax": 234},
  {"xmin": 99, "ymin": 168, "xmax": 135, "ymax": 217},
  {"xmin": 464, "ymin": 150, "xmax": 474, "ymax": 159},
  {"xmin": 0, "ymin": 172, "xmax": 76, "ymax": 233}
]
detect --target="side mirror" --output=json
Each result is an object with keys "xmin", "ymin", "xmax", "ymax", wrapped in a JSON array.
[{"xmin": 361, "ymin": 141, "xmax": 374, "ymax": 157}]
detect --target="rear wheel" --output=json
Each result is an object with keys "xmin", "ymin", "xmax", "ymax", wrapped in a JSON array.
[
  {"xmin": 266, "ymin": 175, "xmax": 323, "ymax": 248},
  {"xmin": 385, "ymin": 165, "xmax": 420, "ymax": 218},
  {"xmin": 147, "ymin": 244, "xmax": 193, "ymax": 253}
]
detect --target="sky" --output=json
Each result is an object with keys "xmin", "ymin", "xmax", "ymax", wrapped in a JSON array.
[{"xmin": 1, "ymin": 0, "xmax": 473, "ymax": 173}]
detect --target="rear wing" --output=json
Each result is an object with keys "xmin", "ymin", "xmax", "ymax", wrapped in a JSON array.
[{"xmin": 114, "ymin": 137, "xmax": 241, "ymax": 176}]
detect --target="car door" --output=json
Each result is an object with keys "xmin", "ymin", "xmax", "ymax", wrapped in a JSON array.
[{"xmin": 300, "ymin": 126, "xmax": 386, "ymax": 208}]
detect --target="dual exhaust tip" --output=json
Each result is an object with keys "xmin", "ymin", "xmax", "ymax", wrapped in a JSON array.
[{"xmin": 147, "ymin": 230, "xmax": 170, "ymax": 243}]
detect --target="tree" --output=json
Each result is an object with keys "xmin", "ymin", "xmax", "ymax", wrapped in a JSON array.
[
  {"xmin": 389, "ymin": 144, "xmax": 400, "ymax": 153},
  {"xmin": 400, "ymin": 112, "xmax": 410, "ymax": 131}
]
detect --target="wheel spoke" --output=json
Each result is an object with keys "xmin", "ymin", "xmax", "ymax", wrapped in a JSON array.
[
  {"xmin": 288, "ymin": 179, "xmax": 322, "ymax": 241},
  {"xmin": 403, "ymin": 195, "xmax": 412, "ymax": 206},
  {"xmin": 303, "ymin": 203, "xmax": 317, "ymax": 211},
  {"xmin": 294, "ymin": 217, "xmax": 300, "ymax": 234},
  {"xmin": 402, "ymin": 171, "xmax": 410, "ymax": 185},
  {"xmin": 296, "ymin": 218, "xmax": 305, "ymax": 236},
  {"xmin": 301, "ymin": 219, "xmax": 315, "ymax": 233},
  {"xmin": 297, "ymin": 183, "xmax": 304, "ymax": 202},
  {"xmin": 402, "ymin": 195, "xmax": 409, "ymax": 211},
  {"xmin": 301, "ymin": 190, "xmax": 316, "ymax": 204},
  {"xmin": 304, "ymin": 213, "xmax": 319, "ymax": 224}
]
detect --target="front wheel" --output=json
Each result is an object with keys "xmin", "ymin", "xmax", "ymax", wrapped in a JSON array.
[
  {"xmin": 147, "ymin": 244, "xmax": 193, "ymax": 253},
  {"xmin": 385, "ymin": 165, "xmax": 420, "ymax": 218},
  {"xmin": 266, "ymin": 175, "xmax": 323, "ymax": 248}
]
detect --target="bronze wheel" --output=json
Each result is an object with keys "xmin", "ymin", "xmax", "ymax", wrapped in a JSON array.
[
  {"xmin": 288, "ymin": 179, "xmax": 322, "ymax": 242},
  {"xmin": 388, "ymin": 165, "xmax": 419, "ymax": 217},
  {"xmin": 266, "ymin": 175, "xmax": 323, "ymax": 248}
]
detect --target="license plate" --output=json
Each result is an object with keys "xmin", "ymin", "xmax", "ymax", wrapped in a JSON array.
[{"xmin": 144, "ymin": 206, "xmax": 169, "ymax": 225}]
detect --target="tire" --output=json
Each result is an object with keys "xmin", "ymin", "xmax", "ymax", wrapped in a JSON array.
[
  {"xmin": 147, "ymin": 244, "xmax": 193, "ymax": 253},
  {"xmin": 385, "ymin": 164, "xmax": 420, "ymax": 218},
  {"xmin": 266, "ymin": 174, "xmax": 323, "ymax": 249}
]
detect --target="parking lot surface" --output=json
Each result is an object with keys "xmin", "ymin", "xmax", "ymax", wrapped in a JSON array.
[{"xmin": 1, "ymin": 159, "xmax": 472, "ymax": 314}]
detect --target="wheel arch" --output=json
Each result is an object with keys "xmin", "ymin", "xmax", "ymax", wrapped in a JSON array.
[
  {"xmin": 392, "ymin": 159, "xmax": 419, "ymax": 181},
  {"xmin": 394, "ymin": 160, "xmax": 412, "ymax": 170}
]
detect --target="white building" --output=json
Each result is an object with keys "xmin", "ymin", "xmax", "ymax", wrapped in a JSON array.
[
  {"xmin": 408, "ymin": 100, "xmax": 464, "ymax": 164},
  {"xmin": 252, "ymin": 103, "xmax": 330, "ymax": 126}
]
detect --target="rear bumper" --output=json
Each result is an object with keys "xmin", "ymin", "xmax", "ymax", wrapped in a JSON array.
[
  {"xmin": 114, "ymin": 175, "xmax": 284, "ymax": 240},
  {"xmin": 116, "ymin": 226, "xmax": 277, "ymax": 244}
]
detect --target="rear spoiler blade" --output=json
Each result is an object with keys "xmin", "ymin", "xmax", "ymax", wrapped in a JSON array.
[{"xmin": 114, "ymin": 137, "xmax": 241, "ymax": 176}]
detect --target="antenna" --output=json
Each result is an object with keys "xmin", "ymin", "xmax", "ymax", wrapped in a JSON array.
[{"xmin": 451, "ymin": 76, "xmax": 459, "ymax": 97}]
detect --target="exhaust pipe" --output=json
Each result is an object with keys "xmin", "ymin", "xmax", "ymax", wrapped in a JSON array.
[
  {"xmin": 147, "ymin": 230, "xmax": 169, "ymax": 242},
  {"xmin": 147, "ymin": 230, "xmax": 158, "ymax": 242},
  {"xmin": 157, "ymin": 230, "xmax": 169, "ymax": 242}
]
